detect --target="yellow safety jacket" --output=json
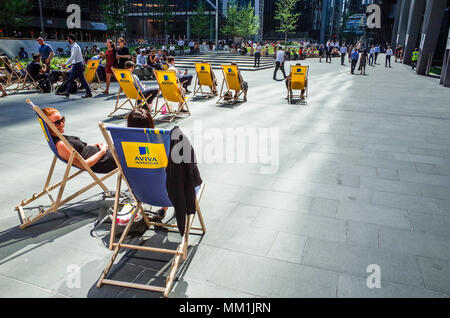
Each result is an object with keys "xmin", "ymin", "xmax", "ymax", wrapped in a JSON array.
[{"xmin": 412, "ymin": 51, "xmax": 419, "ymax": 62}]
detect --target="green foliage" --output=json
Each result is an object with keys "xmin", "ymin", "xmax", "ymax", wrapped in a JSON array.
[
  {"xmin": 221, "ymin": 1, "xmax": 259, "ymax": 40},
  {"xmin": 238, "ymin": 3, "xmax": 259, "ymax": 40},
  {"xmin": 102, "ymin": 0, "xmax": 128, "ymax": 38},
  {"xmin": 190, "ymin": 0, "xmax": 210, "ymax": 41},
  {"xmin": 0, "ymin": 0, "xmax": 30, "ymax": 30},
  {"xmin": 274, "ymin": 0, "xmax": 301, "ymax": 40}
]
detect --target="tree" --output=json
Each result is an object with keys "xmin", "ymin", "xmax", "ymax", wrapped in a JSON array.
[
  {"xmin": 237, "ymin": 2, "xmax": 259, "ymax": 40},
  {"xmin": 221, "ymin": 1, "xmax": 241, "ymax": 39},
  {"xmin": 102, "ymin": 0, "xmax": 128, "ymax": 41},
  {"xmin": 274, "ymin": 0, "xmax": 301, "ymax": 47},
  {"xmin": 0, "ymin": 0, "xmax": 29, "ymax": 36},
  {"xmin": 190, "ymin": 0, "xmax": 210, "ymax": 42}
]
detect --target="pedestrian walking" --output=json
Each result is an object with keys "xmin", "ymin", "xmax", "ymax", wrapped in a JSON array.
[
  {"xmin": 374, "ymin": 45, "xmax": 380, "ymax": 64},
  {"xmin": 369, "ymin": 45, "xmax": 375, "ymax": 66},
  {"xmin": 385, "ymin": 46, "xmax": 393, "ymax": 68},
  {"xmin": 178, "ymin": 39, "xmax": 185, "ymax": 55},
  {"xmin": 340, "ymin": 44, "xmax": 347, "ymax": 66},
  {"xmin": 254, "ymin": 42, "xmax": 261, "ymax": 67},
  {"xmin": 318, "ymin": 44, "xmax": 324, "ymax": 63},
  {"xmin": 359, "ymin": 49, "xmax": 368, "ymax": 75},
  {"xmin": 325, "ymin": 40, "xmax": 332, "ymax": 63},
  {"xmin": 273, "ymin": 47, "xmax": 287, "ymax": 80},
  {"xmin": 350, "ymin": 48, "xmax": 359, "ymax": 75},
  {"xmin": 60, "ymin": 34, "xmax": 92, "ymax": 98}
]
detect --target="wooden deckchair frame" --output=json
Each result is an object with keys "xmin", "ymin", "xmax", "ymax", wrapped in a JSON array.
[
  {"xmin": 287, "ymin": 65, "xmax": 309, "ymax": 104},
  {"xmin": 85, "ymin": 59, "xmax": 103, "ymax": 92},
  {"xmin": 109, "ymin": 68, "xmax": 152, "ymax": 117},
  {"xmin": 96, "ymin": 122, "xmax": 206, "ymax": 297},
  {"xmin": 217, "ymin": 64, "xmax": 245, "ymax": 105},
  {"xmin": 0, "ymin": 56, "xmax": 23, "ymax": 89},
  {"xmin": 13, "ymin": 59, "xmax": 44, "ymax": 93},
  {"xmin": 15, "ymin": 99, "xmax": 118, "ymax": 229},
  {"xmin": 192, "ymin": 63, "xmax": 217, "ymax": 99},
  {"xmin": 153, "ymin": 69, "xmax": 190, "ymax": 123}
]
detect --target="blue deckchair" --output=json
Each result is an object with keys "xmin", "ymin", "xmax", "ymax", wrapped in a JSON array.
[
  {"xmin": 15, "ymin": 99, "xmax": 118, "ymax": 229},
  {"xmin": 97, "ymin": 123, "xmax": 206, "ymax": 297}
]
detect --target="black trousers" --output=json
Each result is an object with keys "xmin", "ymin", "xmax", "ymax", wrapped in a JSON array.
[
  {"xmin": 375, "ymin": 52, "xmax": 379, "ymax": 64},
  {"xmin": 326, "ymin": 52, "xmax": 331, "ymax": 63},
  {"xmin": 66, "ymin": 62, "xmax": 91, "ymax": 95},
  {"xmin": 179, "ymin": 46, "xmax": 184, "ymax": 55},
  {"xmin": 351, "ymin": 59, "xmax": 358, "ymax": 74},
  {"xmin": 385, "ymin": 55, "xmax": 391, "ymax": 67},
  {"xmin": 369, "ymin": 54, "xmax": 374, "ymax": 65},
  {"xmin": 273, "ymin": 62, "xmax": 286, "ymax": 79},
  {"xmin": 341, "ymin": 53, "xmax": 346, "ymax": 65},
  {"xmin": 254, "ymin": 52, "xmax": 261, "ymax": 67},
  {"xmin": 179, "ymin": 74, "xmax": 193, "ymax": 89}
]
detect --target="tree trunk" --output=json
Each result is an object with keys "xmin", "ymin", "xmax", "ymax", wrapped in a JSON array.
[{"xmin": 285, "ymin": 32, "xmax": 288, "ymax": 50}]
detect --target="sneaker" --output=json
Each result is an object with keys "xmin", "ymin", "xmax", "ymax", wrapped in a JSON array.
[
  {"xmin": 149, "ymin": 208, "xmax": 166, "ymax": 222},
  {"xmin": 82, "ymin": 93, "xmax": 92, "ymax": 98}
]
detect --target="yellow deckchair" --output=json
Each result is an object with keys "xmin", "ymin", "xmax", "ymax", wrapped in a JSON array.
[
  {"xmin": 218, "ymin": 64, "xmax": 245, "ymax": 104},
  {"xmin": 84, "ymin": 59, "xmax": 103, "ymax": 92},
  {"xmin": 153, "ymin": 69, "xmax": 190, "ymax": 122},
  {"xmin": 287, "ymin": 65, "xmax": 309, "ymax": 104},
  {"xmin": 16, "ymin": 99, "xmax": 118, "ymax": 229},
  {"xmin": 193, "ymin": 62, "xmax": 217, "ymax": 98},
  {"xmin": 109, "ymin": 68, "xmax": 153, "ymax": 117}
]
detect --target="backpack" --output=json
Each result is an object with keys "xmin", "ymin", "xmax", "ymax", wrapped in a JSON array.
[
  {"xmin": 38, "ymin": 78, "xmax": 51, "ymax": 93},
  {"xmin": 55, "ymin": 80, "xmax": 77, "ymax": 94}
]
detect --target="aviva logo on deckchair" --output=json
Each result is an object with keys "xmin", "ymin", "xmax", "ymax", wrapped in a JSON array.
[{"xmin": 122, "ymin": 142, "xmax": 168, "ymax": 168}]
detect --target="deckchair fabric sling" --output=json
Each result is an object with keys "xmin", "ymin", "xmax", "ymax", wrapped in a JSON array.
[
  {"xmin": 288, "ymin": 65, "xmax": 309, "ymax": 104},
  {"xmin": 109, "ymin": 68, "xmax": 152, "ymax": 117},
  {"xmin": 153, "ymin": 69, "xmax": 190, "ymax": 122},
  {"xmin": 15, "ymin": 99, "xmax": 118, "ymax": 229},
  {"xmin": 193, "ymin": 62, "xmax": 217, "ymax": 98},
  {"xmin": 218, "ymin": 64, "xmax": 245, "ymax": 104},
  {"xmin": 84, "ymin": 59, "xmax": 103, "ymax": 92},
  {"xmin": 0, "ymin": 56, "xmax": 22, "ymax": 89},
  {"xmin": 96, "ymin": 123, "xmax": 206, "ymax": 297}
]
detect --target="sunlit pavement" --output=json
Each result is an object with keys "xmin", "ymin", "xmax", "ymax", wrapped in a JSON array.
[{"xmin": 1, "ymin": 54, "xmax": 450, "ymax": 298}]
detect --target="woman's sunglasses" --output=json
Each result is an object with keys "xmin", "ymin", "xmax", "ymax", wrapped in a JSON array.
[{"xmin": 52, "ymin": 116, "xmax": 65, "ymax": 126}]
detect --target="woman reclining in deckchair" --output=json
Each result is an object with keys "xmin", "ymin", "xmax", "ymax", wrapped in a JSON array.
[{"xmin": 41, "ymin": 107, "xmax": 117, "ymax": 173}]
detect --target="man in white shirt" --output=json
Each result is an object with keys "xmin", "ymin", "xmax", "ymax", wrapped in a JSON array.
[
  {"xmin": 167, "ymin": 56, "xmax": 193, "ymax": 92},
  {"xmin": 136, "ymin": 49, "xmax": 147, "ymax": 67},
  {"xmin": 340, "ymin": 44, "xmax": 347, "ymax": 66},
  {"xmin": 369, "ymin": 45, "xmax": 375, "ymax": 66},
  {"xmin": 273, "ymin": 47, "xmax": 287, "ymax": 80},
  {"xmin": 125, "ymin": 61, "xmax": 158, "ymax": 110},
  {"xmin": 178, "ymin": 39, "xmax": 185, "ymax": 55},
  {"xmin": 254, "ymin": 42, "xmax": 262, "ymax": 68},
  {"xmin": 385, "ymin": 46, "xmax": 393, "ymax": 68},
  {"xmin": 169, "ymin": 44, "xmax": 176, "ymax": 56},
  {"xmin": 61, "ymin": 34, "xmax": 92, "ymax": 98},
  {"xmin": 189, "ymin": 40, "xmax": 195, "ymax": 54}
]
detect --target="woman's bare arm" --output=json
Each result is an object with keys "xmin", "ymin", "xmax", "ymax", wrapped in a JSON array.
[{"xmin": 56, "ymin": 141, "xmax": 108, "ymax": 169}]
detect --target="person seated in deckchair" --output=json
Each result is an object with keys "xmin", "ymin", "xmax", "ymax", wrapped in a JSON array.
[
  {"xmin": 230, "ymin": 62, "xmax": 248, "ymax": 102},
  {"xmin": 126, "ymin": 108, "xmax": 168, "ymax": 222},
  {"xmin": 125, "ymin": 61, "xmax": 158, "ymax": 110},
  {"xmin": 201, "ymin": 60, "xmax": 218, "ymax": 95},
  {"xmin": 0, "ymin": 82, "xmax": 6, "ymax": 97},
  {"xmin": 167, "ymin": 56, "xmax": 193, "ymax": 93},
  {"xmin": 285, "ymin": 63, "xmax": 307, "ymax": 100},
  {"xmin": 41, "ymin": 107, "xmax": 117, "ymax": 173},
  {"xmin": 26, "ymin": 53, "xmax": 48, "ymax": 82}
]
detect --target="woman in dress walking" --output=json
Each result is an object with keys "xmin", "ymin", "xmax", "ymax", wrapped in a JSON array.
[{"xmin": 101, "ymin": 39, "xmax": 117, "ymax": 94}]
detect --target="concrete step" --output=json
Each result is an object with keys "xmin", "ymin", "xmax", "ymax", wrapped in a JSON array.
[{"xmin": 173, "ymin": 53, "xmax": 276, "ymax": 71}]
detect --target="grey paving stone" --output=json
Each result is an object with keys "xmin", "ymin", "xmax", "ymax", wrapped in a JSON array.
[
  {"xmin": 0, "ymin": 275, "xmax": 68, "ymax": 298},
  {"xmin": 398, "ymin": 170, "xmax": 450, "ymax": 187},
  {"xmin": 336, "ymin": 174, "xmax": 360, "ymax": 188},
  {"xmin": 337, "ymin": 201, "xmax": 411, "ymax": 229},
  {"xmin": 419, "ymin": 184, "xmax": 450, "ymax": 200},
  {"xmin": 337, "ymin": 274, "xmax": 447, "ymax": 298},
  {"xmin": 376, "ymin": 168, "xmax": 399, "ymax": 181},
  {"xmin": 253, "ymin": 208, "xmax": 347, "ymax": 243},
  {"xmin": 171, "ymin": 278, "xmax": 258, "ymax": 298},
  {"xmin": 415, "ymin": 163, "xmax": 440, "ymax": 175},
  {"xmin": 360, "ymin": 177, "xmax": 422, "ymax": 196},
  {"xmin": 209, "ymin": 250, "xmax": 338, "ymax": 297},
  {"xmin": 371, "ymin": 191, "xmax": 441, "ymax": 215},
  {"xmin": 379, "ymin": 226, "xmax": 450, "ymax": 261},
  {"xmin": 266, "ymin": 232, "xmax": 308, "ymax": 264},
  {"xmin": 393, "ymin": 153, "xmax": 448, "ymax": 165},
  {"xmin": 437, "ymin": 199, "xmax": 450, "ymax": 216},
  {"xmin": 417, "ymin": 257, "xmax": 450, "ymax": 296},
  {"xmin": 410, "ymin": 212, "xmax": 450, "ymax": 238},
  {"xmin": 347, "ymin": 220, "xmax": 379, "ymax": 248},
  {"xmin": 310, "ymin": 197, "xmax": 339, "ymax": 218},
  {"xmin": 302, "ymin": 238, "xmax": 423, "ymax": 288}
]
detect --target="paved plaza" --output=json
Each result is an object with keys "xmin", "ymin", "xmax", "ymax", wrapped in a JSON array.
[{"xmin": 1, "ymin": 55, "xmax": 450, "ymax": 298}]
